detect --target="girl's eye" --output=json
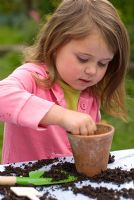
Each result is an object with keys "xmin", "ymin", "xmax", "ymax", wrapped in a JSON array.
[
  {"xmin": 77, "ymin": 56, "xmax": 89, "ymax": 63},
  {"xmin": 98, "ymin": 62, "xmax": 108, "ymax": 67}
]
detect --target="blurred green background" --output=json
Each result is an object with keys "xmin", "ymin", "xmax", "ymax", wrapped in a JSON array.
[{"xmin": 0, "ymin": 0, "xmax": 134, "ymax": 161}]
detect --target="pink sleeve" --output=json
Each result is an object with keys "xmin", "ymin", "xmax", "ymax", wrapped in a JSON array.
[{"xmin": 0, "ymin": 67, "xmax": 55, "ymax": 130}]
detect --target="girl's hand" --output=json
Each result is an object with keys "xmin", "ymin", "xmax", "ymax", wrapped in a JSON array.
[
  {"xmin": 60, "ymin": 108, "xmax": 96, "ymax": 135},
  {"xmin": 40, "ymin": 105, "xmax": 96, "ymax": 135}
]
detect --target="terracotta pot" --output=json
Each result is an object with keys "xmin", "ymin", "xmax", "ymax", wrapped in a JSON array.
[{"xmin": 68, "ymin": 123, "xmax": 114, "ymax": 177}]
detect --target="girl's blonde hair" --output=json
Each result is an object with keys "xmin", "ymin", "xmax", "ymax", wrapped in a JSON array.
[{"xmin": 24, "ymin": 0, "xmax": 130, "ymax": 120}]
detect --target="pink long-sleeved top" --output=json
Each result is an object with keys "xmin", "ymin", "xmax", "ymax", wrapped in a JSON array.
[{"xmin": 0, "ymin": 63, "xmax": 100, "ymax": 164}]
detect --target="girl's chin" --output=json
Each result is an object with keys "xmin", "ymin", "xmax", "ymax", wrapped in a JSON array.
[
  {"xmin": 71, "ymin": 85, "xmax": 90, "ymax": 91},
  {"xmin": 73, "ymin": 82, "xmax": 93, "ymax": 90}
]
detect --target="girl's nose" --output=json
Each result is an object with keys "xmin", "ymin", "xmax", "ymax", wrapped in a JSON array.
[{"xmin": 84, "ymin": 64, "xmax": 97, "ymax": 75}]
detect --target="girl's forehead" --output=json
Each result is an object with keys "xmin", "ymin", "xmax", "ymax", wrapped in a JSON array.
[{"xmin": 69, "ymin": 30, "xmax": 108, "ymax": 47}]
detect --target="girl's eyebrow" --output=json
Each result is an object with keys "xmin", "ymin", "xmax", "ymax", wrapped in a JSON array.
[{"xmin": 77, "ymin": 52, "xmax": 113, "ymax": 61}]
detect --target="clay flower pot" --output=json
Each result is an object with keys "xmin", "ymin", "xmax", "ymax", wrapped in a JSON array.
[{"xmin": 68, "ymin": 123, "xmax": 114, "ymax": 177}]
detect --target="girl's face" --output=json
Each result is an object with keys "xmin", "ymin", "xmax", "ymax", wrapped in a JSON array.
[{"xmin": 55, "ymin": 29, "xmax": 114, "ymax": 91}]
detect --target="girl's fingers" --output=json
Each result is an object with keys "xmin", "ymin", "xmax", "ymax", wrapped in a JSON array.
[
  {"xmin": 69, "ymin": 126, "xmax": 80, "ymax": 135},
  {"xmin": 79, "ymin": 126, "xmax": 89, "ymax": 136},
  {"xmin": 79, "ymin": 122, "xmax": 96, "ymax": 135},
  {"xmin": 86, "ymin": 122, "xmax": 96, "ymax": 135}
]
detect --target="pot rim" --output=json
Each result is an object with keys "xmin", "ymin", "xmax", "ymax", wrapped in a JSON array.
[{"xmin": 68, "ymin": 123, "xmax": 115, "ymax": 138}]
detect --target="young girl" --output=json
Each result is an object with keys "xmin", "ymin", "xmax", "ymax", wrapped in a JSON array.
[{"xmin": 0, "ymin": 0, "xmax": 130, "ymax": 164}]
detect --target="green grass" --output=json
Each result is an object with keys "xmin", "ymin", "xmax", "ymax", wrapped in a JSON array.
[
  {"xmin": 0, "ymin": 22, "xmax": 39, "ymax": 45},
  {"xmin": 102, "ymin": 96, "xmax": 134, "ymax": 151},
  {"xmin": 0, "ymin": 26, "xmax": 24, "ymax": 44},
  {"xmin": 102, "ymin": 76, "xmax": 134, "ymax": 151},
  {"xmin": 0, "ymin": 52, "xmax": 22, "ymax": 78}
]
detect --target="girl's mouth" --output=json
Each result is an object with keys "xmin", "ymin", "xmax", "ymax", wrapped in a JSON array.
[{"xmin": 79, "ymin": 79, "xmax": 91, "ymax": 83}]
